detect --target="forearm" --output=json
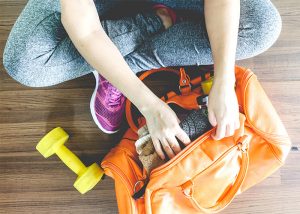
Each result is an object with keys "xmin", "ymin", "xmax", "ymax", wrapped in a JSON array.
[
  {"xmin": 204, "ymin": 0, "xmax": 240, "ymax": 83},
  {"xmin": 60, "ymin": 0, "xmax": 159, "ymax": 113},
  {"xmin": 75, "ymin": 30, "xmax": 159, "ymax": 113}
]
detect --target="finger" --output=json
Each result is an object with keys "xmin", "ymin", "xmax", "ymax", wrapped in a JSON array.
[
  {"xmin": 161, "ymin": 138, "xmax": 175, "ymax": 159},
  {"xmin": 152, "ymin": 137, "xmax": 165, "ymax": 160},
  {"xmin": 225, "ymin": 123, "xmax": 235, "ymax": 137},
  {"xmin": 142, "ymin": 124, "xmax": 148, "ymax": 131},
  {"xmin": 175, "ymin": 126, "xmax": 191, "ymax": 145},
  {"xmin": 208, "ymin": 110, "xmax": 217, "ymax": 127},
  {"xmin": 234, "ymin": 115, "xmax": 240, "ymax": 130},
  {"xmin": 212, "ymin": 122, "xmax": 226, "ymax": 140},
  {"xmin": 138, "ymin": 125, "xmax": 148, "ymax": 136},
  {"xmin": 166, "ymin": 135, "xmax": 181, "ymax": 154}
]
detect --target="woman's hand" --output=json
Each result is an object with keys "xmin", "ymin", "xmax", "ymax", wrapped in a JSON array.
[
  {"xmin": 140, "ymin": 99, "xmax": 191, "ymax": 160},
  {"xmin": 208, "ymin": 77, "xmax": 240, "ymax": 140},
  {"xmin": 204, "ymin": 0, "xmax": 240, "ymax": 140}
]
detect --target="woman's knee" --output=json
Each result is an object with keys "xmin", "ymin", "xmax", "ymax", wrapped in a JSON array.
[
  {"xmin": 3, "ymin": 37, "xmax": 41, "ymax": 87},
  {"xmin": 3, "ymin": 14, "xmax": 56, "ymax": 87},
  {"xmin": 3, "ymin": 65, "xmax": 39, "ymax": 88},
  {"xmin": 2, "ymin": 0, "xmax": 59, "ymax": 87},
  {"xmin": 3, "ymin": 10, "xmax": 87, "ymax": 87},
  {"xmin": 3, "ymin": 43, "xmax": 93, "ymax": 88},
  {"xmin": 3, "ymin": 45, "xmax": 57, "ymax": 87},
  {"xmin": 3, "ymin": 49, "xmax": 92, "ymax": 88},
  {"xmin": 237, "ymin": 0, "xmax": 282, "ymax": 59}
]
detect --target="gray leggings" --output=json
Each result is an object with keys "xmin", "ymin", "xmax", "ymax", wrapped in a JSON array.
[{"xmin": 2, "ymin": 0, "xmax": 282, "ymax": 87}]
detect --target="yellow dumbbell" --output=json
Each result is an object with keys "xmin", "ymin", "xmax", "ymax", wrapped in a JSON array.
[{"xmin": 36, "ymin": 127, "xmax": 104, "ymax": 194}]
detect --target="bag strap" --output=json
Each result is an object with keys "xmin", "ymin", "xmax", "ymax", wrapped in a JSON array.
[{"xmin": 125, "ymin": 67, "xmax": 209, "ymax": 133}]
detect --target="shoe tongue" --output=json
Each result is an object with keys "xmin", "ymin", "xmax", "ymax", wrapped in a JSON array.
[
  {"xmin": 108, "ymin": 84, "xmax": 121, "ymax": 95},
  {"xmin": 107, "ymin": 85, "xmax": 124, "ymax": 106},
  {"xmin": 100, "ymin": 79, "xmax": 110, "ymax": 90}
]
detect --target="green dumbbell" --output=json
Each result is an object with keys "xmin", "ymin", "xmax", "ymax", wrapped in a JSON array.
[{"xmin": 36, "ymin": 127, "xmax": 104, "ymax": 194}]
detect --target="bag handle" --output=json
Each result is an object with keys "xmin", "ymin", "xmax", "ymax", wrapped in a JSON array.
[
  {"xmin": 125, "ymin": 67, "xmax": 207, "ymax": 133},
  {"xmin": 184, "ymin": 135, "xmax": 250, "ymax": 213}
]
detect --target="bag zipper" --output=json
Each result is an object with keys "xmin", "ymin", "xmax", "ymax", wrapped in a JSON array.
[
  {"xmin": 148, "ymin": 137, "xmax": 249, "ymax": 213},
  {"xmin": 101, "ymin": 144, "xmax": 141, "ymax": 192},
  {"xmin": 188, "ymin": 140, "xmax": 249, "ymax": 212},
  {"xmin": 101, "ymin": 161, "xmax": 139, "ymax": 213},
  {"xmin": 101, "ymin": 143, "xmax": 144, "ymax": 212},
  {"xmin": 102, "ymin": 161, "xmax": 135, "ymax": 194},
  {"xmin": 150, "ymin": 128, "xmax": 215, "ymax": 178}
]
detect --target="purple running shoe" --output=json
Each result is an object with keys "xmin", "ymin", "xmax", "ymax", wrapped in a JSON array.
[{"xmin": 90, "ymin": 70, "xmax": 126, "ymax": 134}]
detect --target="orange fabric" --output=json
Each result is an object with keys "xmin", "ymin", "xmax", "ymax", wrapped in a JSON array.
[{"xmin": 101, "ymin": 66, "xmax": 291, "ymax": 214}]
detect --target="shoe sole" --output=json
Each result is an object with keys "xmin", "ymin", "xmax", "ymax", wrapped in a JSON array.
[{"xmin": 90, "ymin": 70, "xmax": 119, "ymax": 134}]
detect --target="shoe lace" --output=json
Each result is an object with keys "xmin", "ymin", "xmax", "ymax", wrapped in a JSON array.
[{"xmin": 107, "ymin": 84, "xmax": 123, "ymax": 106}]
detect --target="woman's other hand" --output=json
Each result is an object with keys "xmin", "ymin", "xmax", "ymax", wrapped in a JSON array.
[{"xmin": 207, "ymin": 76, "xmax": 240, "ymax": 140}]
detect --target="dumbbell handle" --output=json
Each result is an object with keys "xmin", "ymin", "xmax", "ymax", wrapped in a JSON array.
[{"xmin": 55, "ymin": 145, "xmax": 86, "ymax": 175}]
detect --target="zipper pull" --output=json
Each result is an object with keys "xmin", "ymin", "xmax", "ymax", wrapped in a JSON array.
[
  {"xmin": 237, "ymin": 135, "xmax": 250, "ymax": 153},
  {"xmin": 132, "ymin": 179, "xmax": 148, "ymax": 200}
]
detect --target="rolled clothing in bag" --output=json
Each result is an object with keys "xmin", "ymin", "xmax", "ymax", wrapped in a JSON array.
[{"xmin": 135, "ymin": 108, "xmax": 212, "ymax": 173}]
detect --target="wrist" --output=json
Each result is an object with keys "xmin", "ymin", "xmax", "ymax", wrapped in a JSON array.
[
  {"xmin": 213, "ymin": 61, "xmax": 235, "ymax": 78},
  {"xmin": 212, "ymin": 74, "xmax": 236, "ymax": 90},
  {"xmin": 139, "ymin": 96, "xmax": 163, "ymax": 113},
  {"xmin": 213, "ymin": 75, "xmax": 235, "ymax": 84},
  {"xmin": 132, "ymin": 88, "xmax": 161, "ymax": 116},
  {"xmin": 213, "ymin": 67, "xmax": 236, "ymax": 86}
]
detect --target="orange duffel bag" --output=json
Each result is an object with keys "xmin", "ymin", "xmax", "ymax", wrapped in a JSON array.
[{"xmin": 100, "ymin": 65, "xmax": 291, "ymax": 214}]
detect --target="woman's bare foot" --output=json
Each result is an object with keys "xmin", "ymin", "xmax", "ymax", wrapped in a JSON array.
[{"xmin": 155, "ymin": 8, "xmax": 174, "ymax": 29}]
